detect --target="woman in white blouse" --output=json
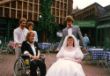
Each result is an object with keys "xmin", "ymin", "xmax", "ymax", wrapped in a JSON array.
[{"xmin": 27, "ymin": 21, "xmax": 38, "ymax": 42}]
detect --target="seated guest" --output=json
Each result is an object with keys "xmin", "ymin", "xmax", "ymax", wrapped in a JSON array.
[{"xmin": 21, "ymin": 31, "xmax": 46, "ymax": 76}]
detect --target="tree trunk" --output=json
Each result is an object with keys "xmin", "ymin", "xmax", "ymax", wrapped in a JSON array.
[{"xmin": 42, "ymin": 31, "xmax": 47, "ymax": 42}]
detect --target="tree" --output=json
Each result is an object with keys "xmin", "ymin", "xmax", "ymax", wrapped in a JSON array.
[{"xmin": 38, "ymin": 0, "xmax": 57, "ymax": 42}]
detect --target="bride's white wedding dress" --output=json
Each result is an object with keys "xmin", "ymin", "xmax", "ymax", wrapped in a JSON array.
[{"xmin": 46, "ymin": 34, "xmax": 85, "ymax": 76}]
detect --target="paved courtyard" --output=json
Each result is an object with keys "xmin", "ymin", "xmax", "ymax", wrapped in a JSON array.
[{"xmin": 0, "ymin": 53, "xmax": 110, "ymax": 76}]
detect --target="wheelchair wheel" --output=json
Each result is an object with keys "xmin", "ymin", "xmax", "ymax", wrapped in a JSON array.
[{"xmin": 14, "ymin": 58, "xmax": 26, "ymax": 76}]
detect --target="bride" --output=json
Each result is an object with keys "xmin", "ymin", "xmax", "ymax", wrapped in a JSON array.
[{"xmin": 46, "ymin": 34, "xmax": 85, "ymax": 76}]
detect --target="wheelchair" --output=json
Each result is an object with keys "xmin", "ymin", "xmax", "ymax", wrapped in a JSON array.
[{"xmin": 14, "ymin": 54, "xmax": 45, "ymax": 76}]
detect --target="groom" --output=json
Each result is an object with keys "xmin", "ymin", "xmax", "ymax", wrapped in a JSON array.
[{"xmin": 57, "ymin": 15, "xmax": 86, "ymax": 52}]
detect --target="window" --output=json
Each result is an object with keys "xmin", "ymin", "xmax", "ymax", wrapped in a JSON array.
[
  {"xmin": 34, "ymin": 4, "xmax": 38, "ymax": 12},
  {"xmin": 17, "ymin": 1, "xmax": 22, "ymax": 10},
  {"xmin": 23, "ymin": 11, "xmax": 27, "ymax": 19},
  {"xmin": 29, "ymin": 0, "xmax": 33, "ymax": 3},
  {"xmin": 28, "ymin": 12, "xmax": 32, "ymax": 20},
  {"xmin": 35, "ymin": 0, "xmax": 39, "ymax": 3},
  {"xmin": 61, "ymin": 3, "xmax": 63, "ymax": 9},
  {"xmin": 0, "ymin": 7, "xmax": 3, "ymax": 17},
  {"xmin": 64, "ymin": 4, "xmax": 67, "ymax": 9},
  {"xmin": 11, "ymin": 2, "xmax": 16, "ymax": 9},
  {"xmin": 4, "ymin": 8, "xmax": 9, "ymax": 17},
  {"xmin": 60, "ymin": 10, "xmax": 63, "ymax": 17},
  {"xmin": 64, "ymin": 0, "xmax": 67, "ymax": 3},
  {"xmin": 17, "ymin": 10, "xmax": 21, "ymax": 19},
  {"xmin": 4, "ymin": 3, "xmax": 10, "ymax": 7},
  {"xmin": 11, "ymin": 9, "xmax": 16, "ymax": 18},
  {"xmin": 64, "ymin": 11, "xmax": 67, "ymax": 17},
  {"xmin": 34, "ymin": 13, "xmax": 38, "ymax": 20},
  {"xmin": 56, "ymin": 1, "xmax": 59, "ymax": 8},
  {"xmin": 29, "ymin": 3, "xmax": 33, "ymax": 11},
  {"xmin": 56, "ymin": 9, "xmax": 59, "ymax": 16},
  {"xmin": 60, "ymin": 18, "xmax": 62, "ymax": 24},
  {"xmin": 23, "ymin": 2, "xmax": 27, "ymax": 11}
]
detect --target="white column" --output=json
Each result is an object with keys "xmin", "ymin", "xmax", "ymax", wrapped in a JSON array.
[
  {"xmin": 3, "ymin": 6, "xmax": 5, "ymax": 17},
  {"xmin": 9, "ymin": 1, "xmax": 11, "ymax": 18},
  {"xmin": 32, "ymin": 0, "xmax": 34, "ymax": 20},
  {"xmin": 27, "ymin": 0, "xmax": 29, "ymax": 19},
  {"xmin": 15, "ymin": 1, "xmax": 17, "ymax": 18},
  {"xmin": 66, "ymin": 0, "xmax": 68, "ymax": 16},
  {"xmin": 59, "ymin": 1, "xmax": 60, "ymax": 24},
  {"xmin": 21, "ymin": 1, "xmax": 23, "ymax": 18}
]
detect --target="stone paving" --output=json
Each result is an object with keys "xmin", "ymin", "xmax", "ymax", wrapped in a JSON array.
[{"xmin": 0, "ymin": 53, "xmax": 110, "ymax": 76}]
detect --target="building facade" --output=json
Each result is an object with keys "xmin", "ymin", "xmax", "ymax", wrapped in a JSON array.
[
  {"xmin": 73, "ymin": 3, "xmax": 105, "ymax": 20},
  {"xmin": 72, "ymin": 3, "xmax": 106, "ymax": 46},
  {"xmin": 0, "ymin": 0, "xmax": 73, "ymax": 24},
  {"xmin": 97, "ymin": 5, "xmax": 110, "ymax": 48},
  {"xmin": 72, "ymin": 3, "xmax": 110, "ymax": 47},
  {"xmin": 97, "ymin": 15, "xmax": 110, "ymax": 47}
]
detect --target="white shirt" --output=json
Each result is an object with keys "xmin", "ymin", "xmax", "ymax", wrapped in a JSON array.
[
  {"xmin": 68, "ymin": 28, "xmax": 72, "ymax": 35},
  {"xmin": 24, "ymin": 42, "xmax": 36, "ymax": 56},
  {"xmin": 14, "ymin": 27, "xmax": 29, "ymax": 44},
  {"xmin": 33, "ymin": 31, "xmax": 38, "ymax": 42},
  {"xmin": 30, "ymin": 43, "xmax": 36, "ymax": 56}
]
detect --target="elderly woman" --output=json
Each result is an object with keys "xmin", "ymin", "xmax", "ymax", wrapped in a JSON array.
[{"xmin": 21, "ymin": 31, "xmax": 46, "ymax": 76}]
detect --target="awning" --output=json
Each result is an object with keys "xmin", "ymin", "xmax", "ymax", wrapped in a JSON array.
[
  {"xmin": 97, "ymin": 24, "xmax": 110, "ymax": 29},
  {"xmin": 74, "ymin": 20, "xmax": 96, "ymax": 28}
]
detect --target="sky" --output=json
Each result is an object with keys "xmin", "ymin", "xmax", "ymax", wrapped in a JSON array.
[{"xmin": 73, "ymin": 0, "xmax": 110, "ymax": 9}]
